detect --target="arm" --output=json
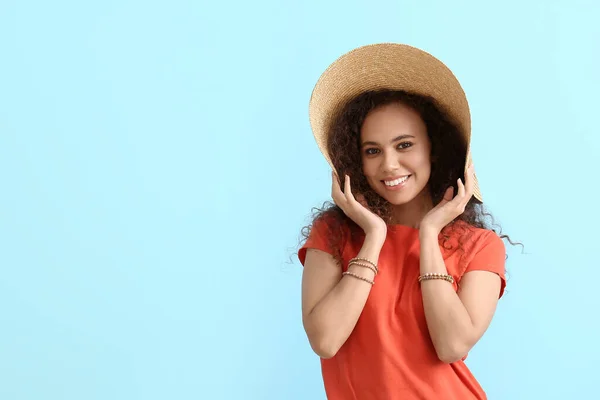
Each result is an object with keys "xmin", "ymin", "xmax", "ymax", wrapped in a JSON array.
[
  {"xmin": 419, "ymin": 229, "xmax": 502, "ymax": 363},
  {"xmin": 301, "ymin": 233, "xmax": 384, "ymax": 359}
]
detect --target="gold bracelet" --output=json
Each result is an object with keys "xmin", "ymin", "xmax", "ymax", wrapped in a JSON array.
[
  {"xmin": 342, "ymin": 271, "xmax": 375, "ymax": 285},
  {"xmin": 348, "ymin": 261, "xmax": 378, "ymax": 275},
  {"xmin": 349, "ymin": 257, "xmax": 379, "ymax": 273},
  {"xmin": 418, "ymin": 273, "xmax": 454, "ymax": 284}
]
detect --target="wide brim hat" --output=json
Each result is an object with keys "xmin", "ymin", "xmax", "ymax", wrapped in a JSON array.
[{"xmin": 308, "ymin": 43, "xmax": 482, "ymax": 202}]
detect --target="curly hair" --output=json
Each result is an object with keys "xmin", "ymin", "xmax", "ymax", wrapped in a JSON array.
[{"xmin": 300, "ymin": 89, "xmax": 521, "ymax": 264}]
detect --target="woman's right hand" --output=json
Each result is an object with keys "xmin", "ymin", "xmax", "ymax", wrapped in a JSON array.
[{"xmin": 331, "ymin": 172, "xmax": 387, "ymax": 241}]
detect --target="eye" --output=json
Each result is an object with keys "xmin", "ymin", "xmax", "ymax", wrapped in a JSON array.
[
  {"xmin": 364, "ymin": 148, "xmax": 380, "ymax": 156},
  {"xmin": 397, "ymin": 142, "xmax": 413, "ymax": 150}
]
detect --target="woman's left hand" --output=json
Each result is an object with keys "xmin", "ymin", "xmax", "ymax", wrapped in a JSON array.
[{"xmin": 420, "ymin": 164, "xmax": 475, "ymax": 235}]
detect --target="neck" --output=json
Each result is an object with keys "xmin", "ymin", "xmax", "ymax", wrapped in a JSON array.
[{"xmin": 389, "ymin": 189, "xmax": 434, "ymax": 229}]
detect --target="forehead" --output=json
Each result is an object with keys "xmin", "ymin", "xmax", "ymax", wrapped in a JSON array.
[{"xmin": 361, "ymin": 102, "xmax": 427, "ymax": 141}]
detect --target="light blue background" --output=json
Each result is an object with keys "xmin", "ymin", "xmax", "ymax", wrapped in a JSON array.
[{"xmin": 1, "ymin": 1, "xmax": 598, "ymax": 399}]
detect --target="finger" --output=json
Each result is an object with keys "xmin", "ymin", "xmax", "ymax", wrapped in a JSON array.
[
  {"xmin": 465, "ymin": 165, "xmax": 475, "ymax": 196},
  {"xmin": 442, "ymin": 186, "xmax": 454, "ymax": 202},
  {"xmin": 331, "ymin": 171, "xmax": 345, "ymax": 205},
  {"xmin": 457, "ymin": 178, "xmax": 465, "ymax": 199},
  {"xmin": 462, "ymin": 169, "xmax": 474, "ymax": 205},
  {"xmin": 446, "ymin": 179, "xmax": 463, "ymax": 208},
  {"xmin": 344, "ymin": 175, "xmax": 355, "ymax": 202},
  {"xmin": 431, "ymin": 187, "xmax": 453, "ymax": 212},
  {"xmin": 455, "ymin": 178, "xmax": 470, "ymax": 211}
]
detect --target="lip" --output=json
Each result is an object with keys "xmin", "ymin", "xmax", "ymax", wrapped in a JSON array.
[
  {"xmin": 382, "ymin": 175, "xmax": 410, "ymax": 182},
  {"xmin": 381, "ymin": 175, "xmax": 411, "ymax": 191}
]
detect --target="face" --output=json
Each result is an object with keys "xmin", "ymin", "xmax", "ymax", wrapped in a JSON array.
[{"xmin": 360, "ymin": 102, "xmax": 432, "ymax": 206}]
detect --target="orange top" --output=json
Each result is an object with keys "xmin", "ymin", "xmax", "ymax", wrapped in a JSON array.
[{"xmin": 298, "ymin": 219, "xmax": 506, "ymax": 400}]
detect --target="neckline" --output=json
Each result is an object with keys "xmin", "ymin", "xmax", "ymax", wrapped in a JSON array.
[
  {"xmin": 387, "ymin": 224, "xmax": 420, "ymax": 233},
  {"xmin": 386, "ymin": 220, "xmax": 472, "ymax": 234}
]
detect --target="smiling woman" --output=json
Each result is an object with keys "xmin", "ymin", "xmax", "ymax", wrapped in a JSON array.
[
  {"xmin": 360, "ymin": 102, "xmax": 433, "ymax": 225},
  {"xmin": 297, "ymin": 43, "xmax": 522, "ymax": 400},
  {"xmin": 309, "ymin": 88, "xmax": 486, "ymax": 263}
]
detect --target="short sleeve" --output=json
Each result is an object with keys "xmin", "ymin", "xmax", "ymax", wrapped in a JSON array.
[
  {"xmin": 298, "ymin": 217, "xmax": 335, "ymax": 266},
  {"xmin": 462, "ymin": 231, "xmax": 507, "ymax": 298}
]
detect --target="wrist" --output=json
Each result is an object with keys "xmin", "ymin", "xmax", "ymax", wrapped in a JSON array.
[
  {"xmin": 364, "ymin": 231, "xmax": 386, "ymax": 248},
  {"xmin": 419, "ymin": 226, "xmax": 440, "ymax": 241}
]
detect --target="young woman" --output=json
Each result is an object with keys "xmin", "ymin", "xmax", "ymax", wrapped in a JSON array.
[{"xmin": 298, "ymin": 44, "xmax": 518, "ymax": 399}]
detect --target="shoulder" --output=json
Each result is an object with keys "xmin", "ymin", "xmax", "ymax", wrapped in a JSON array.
[
  {"xmin": 442, "ymin": 221, "xmax": 506, "ymax": 274},
  {"xmin": 463, "ymin": 225, "xmax": 505, "ymax": 256},
  {"xmin": 308, "ymin": 209, "xmax": 350, "ymax": 237},
  {"xmin": 447, "ymin": 220, "xmax": 503, "ymax": 251},
  {"xmin": 298, "ymin": 209, "xmax": 354, "ymax": 265},
  {"xmin": 454, "ymin": 223, "xmax": 507, "ymax": 278}
]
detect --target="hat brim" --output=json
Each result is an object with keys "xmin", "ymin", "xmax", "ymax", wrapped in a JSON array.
[{"xmin": 308, "ymin": 43, "xmax": 482, "ymax": 202}]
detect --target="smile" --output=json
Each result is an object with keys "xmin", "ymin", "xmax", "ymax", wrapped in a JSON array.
[{"xmin": 383, "ymin": 175, "xmax": 410, "ymax": 187}]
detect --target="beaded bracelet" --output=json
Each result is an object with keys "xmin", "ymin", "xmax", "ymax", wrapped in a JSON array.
[
  {"xmin": 349, "ymin": 257, "xmax": 379, "ymax": 273},
  {"xmin": 343, "ymin": 271, "xmax": 375, "ymax": 285},
  {"xmin": 348, "ymin": 261, "xmax": 378, "ymax": 275},
  {"xmin": 418, "ymin": 273, "xmax": 454, "ymax": 284}
]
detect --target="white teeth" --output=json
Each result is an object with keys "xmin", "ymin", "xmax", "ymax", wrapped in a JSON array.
[{"xmin": 384, "ymin": 176, "xmax": 409, "ymax": 186}]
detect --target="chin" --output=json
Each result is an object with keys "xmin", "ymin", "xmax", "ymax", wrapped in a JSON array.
[
  {"xmin": 373, "ymin": 183, "xmax": 428, "ymax": 207},
  {"xmin": 383, "ymin": 193, "xmax": 417, "ymax": 206}
]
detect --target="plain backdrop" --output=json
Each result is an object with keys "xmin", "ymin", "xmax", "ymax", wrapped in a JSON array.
[{"xmin": 1, "ymin": 0, "xmax": 598, "ymax": 399}]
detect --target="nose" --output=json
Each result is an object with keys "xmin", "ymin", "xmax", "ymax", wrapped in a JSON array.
[{"xmin": 381, "ymin": 150, "xmax": 400, "ymax": 173}]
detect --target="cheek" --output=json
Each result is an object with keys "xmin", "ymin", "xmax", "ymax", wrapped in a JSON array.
[
  {"xmin": 414, "ymin": 152, "xmax": 432, "ymax": 173},
  {"xmin": 361, "ymin": 159, "xmax": 376, "ymax": 178},
  {"xmin": 418, "ymin": 160, "xmax": 431, "ymax": 177}
]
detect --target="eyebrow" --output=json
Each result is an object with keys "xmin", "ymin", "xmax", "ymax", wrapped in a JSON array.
[{"xmin": 361, "ymin": 134, "xmax": 415, "ymax": 147}]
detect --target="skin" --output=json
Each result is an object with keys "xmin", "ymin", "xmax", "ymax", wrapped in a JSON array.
[
  {"xmin": 359, "ymin": 102, "xmax": 433, "ymax": 228},
  {"xmin": 301, "ymin": 102, "xmax": 502, "ymax": 362}
]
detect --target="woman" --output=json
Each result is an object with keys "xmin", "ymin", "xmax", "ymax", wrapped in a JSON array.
[{"xmin": 298, "ymin": 44, "xmax": 518, "ymax": 399}]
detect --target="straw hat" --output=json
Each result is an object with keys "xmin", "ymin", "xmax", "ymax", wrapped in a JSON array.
[{"xmin": 308, "ymin": 43, "xmax": 482, "ymax": 202}]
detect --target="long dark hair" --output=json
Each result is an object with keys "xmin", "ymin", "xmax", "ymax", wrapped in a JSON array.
[{"xmin": 300, "ymin": 89, "xmax": 521, "ymax": 264}]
